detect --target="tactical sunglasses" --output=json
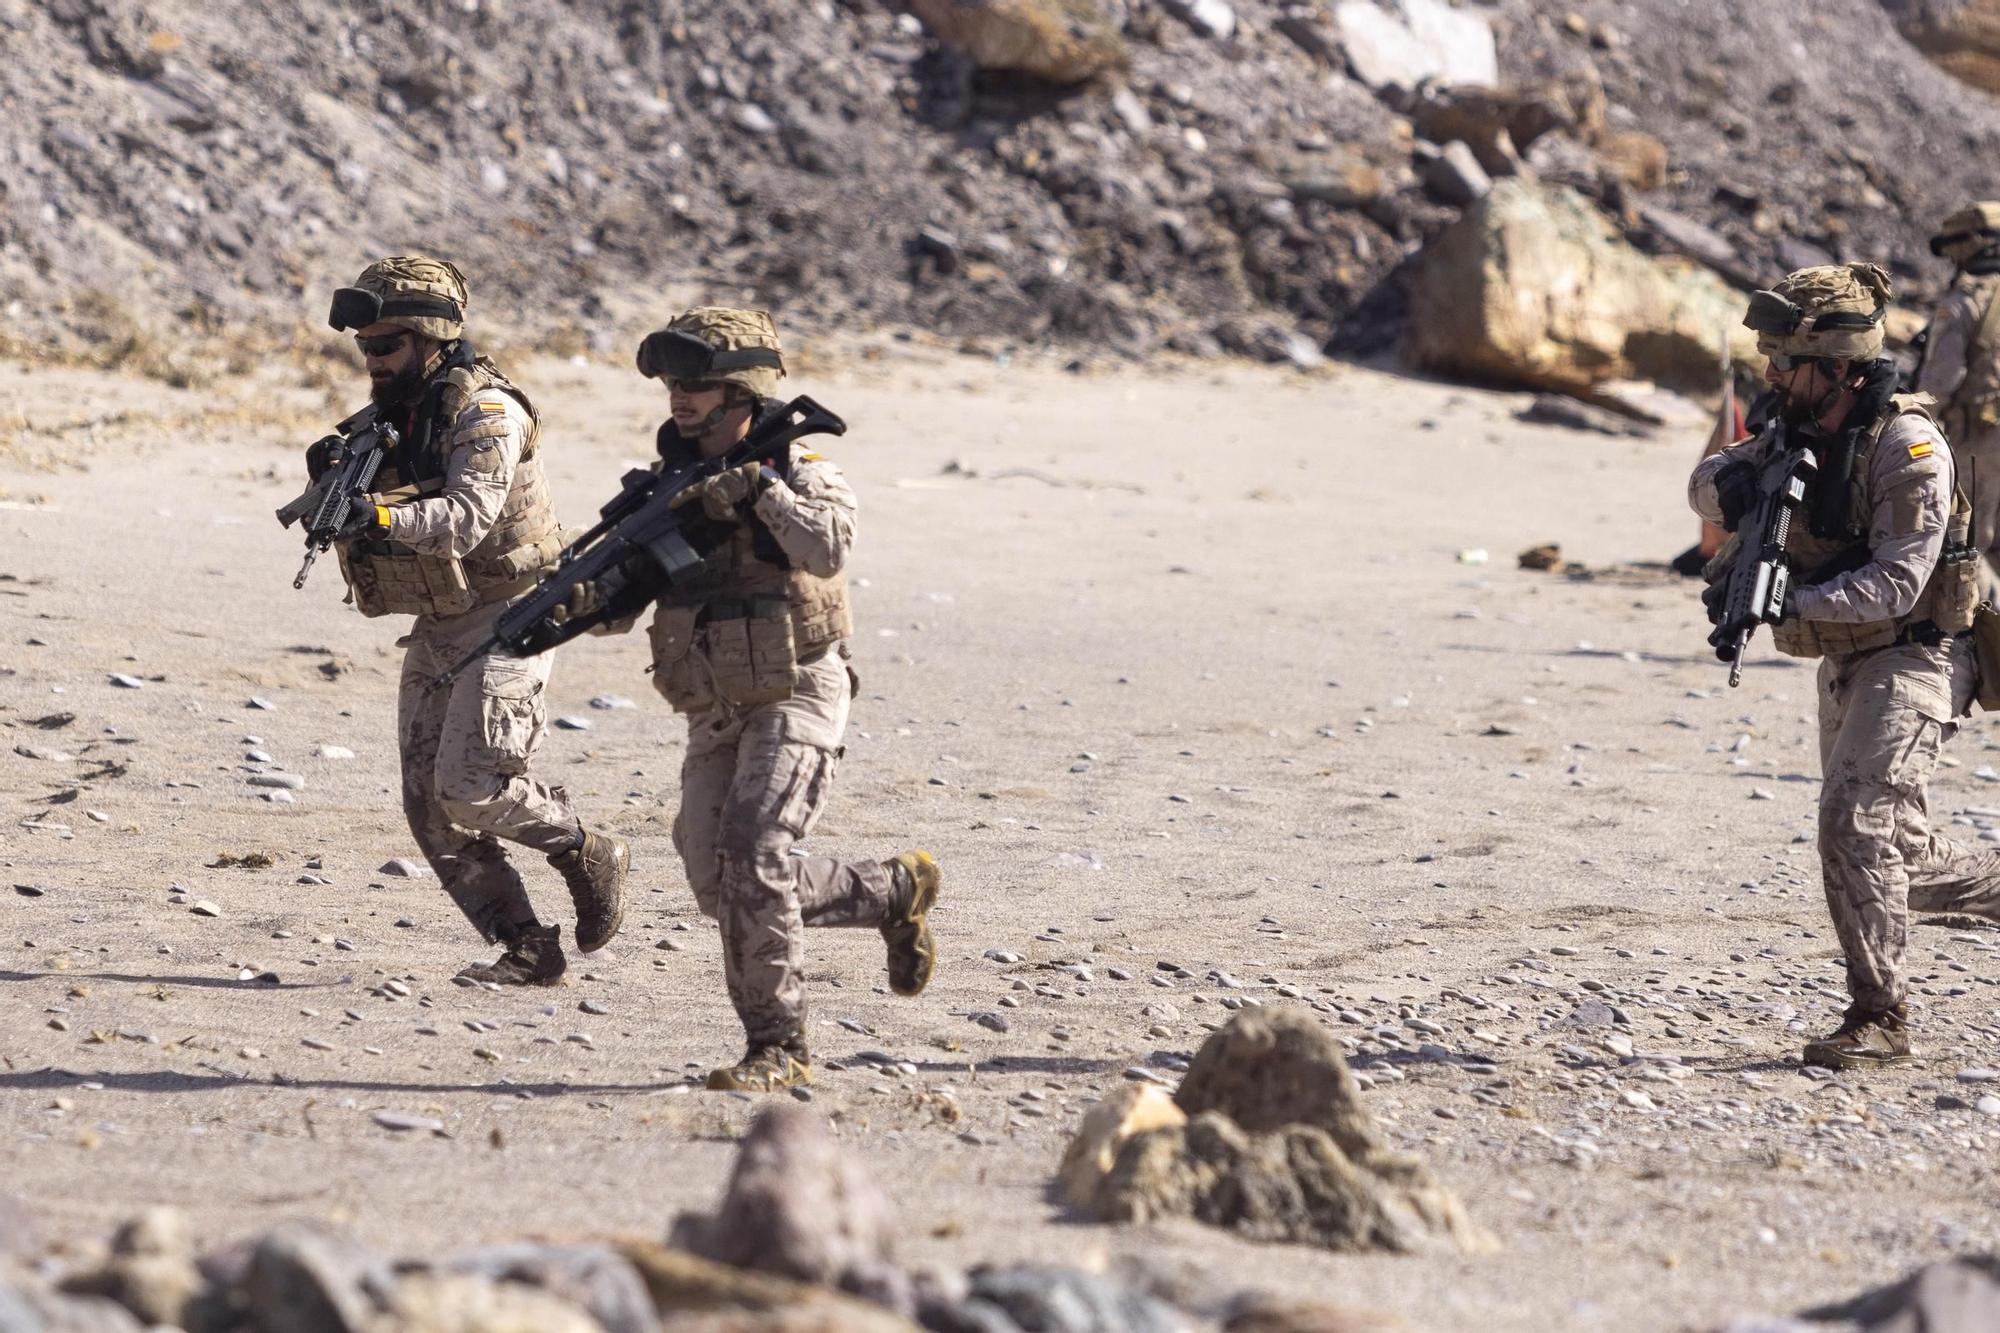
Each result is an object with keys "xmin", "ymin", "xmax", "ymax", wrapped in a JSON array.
[
  {"xmin": 634, "ymin": 327, "xmax": 782, "ymax": 381},
  {"xmin": 354, "ymin": 332, "xmax": 411, "ymax": 358},
  {"xmin": 327, "ymin": 286, "xmax": 463, "ymax": 332},
  {"xmin": 665, "ymin": 378, "xmax": 728, "ymax": 395}
]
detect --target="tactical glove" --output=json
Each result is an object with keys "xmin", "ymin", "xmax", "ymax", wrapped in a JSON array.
[
  {"xmin": 336, "ymin": 503, "xmax": 388, "ymax": 543},
  {"xmin": 306, "ymin": 434, "xmax": 345, "ymax": 482},
  {"xmin": 1714, "ymin": 460, "xmax": 1757, "ymax": 532},
  {"xmin": 670, "ymin": 460, "xmax": 775, "ymax": 523},
  {"xmin": 1700, "ymin": 574, "xmax": 1730, "ymax": 627}
]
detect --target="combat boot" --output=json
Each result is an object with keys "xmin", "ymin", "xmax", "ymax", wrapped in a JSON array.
[
  {"xmin": 1802, "ymin": 1003, "xmax": 1914, "ymax": 1070},
  {"xmin": 455, "ymin": 923, "xmax": 566, "ymax": 987},
  {"xmin": 705, "ymin": 1037, "xmax": 814, "ymax": 1093},
  {"xmin": 881, "ymin": 850, "xmax": 941, "ymax": 997},
  {"xmin": 548, "ymin": 830, "xmax": 629, "ymax": 953}
]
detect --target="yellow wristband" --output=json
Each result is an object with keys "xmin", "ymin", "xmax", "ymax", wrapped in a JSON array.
[{"xmin": 374, "ymin": 504, "xmax": 391, "ymax": 530}]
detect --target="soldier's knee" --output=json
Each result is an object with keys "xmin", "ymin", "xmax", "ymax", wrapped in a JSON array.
[{"xmin": 435, "ymin": 764, "xmax": 506, "ymax": 817}]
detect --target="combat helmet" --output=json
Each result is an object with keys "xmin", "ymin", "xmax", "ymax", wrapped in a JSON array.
[
  {"xmin": 635, "ymin": 307, "xmax": 786, "ymax": 399},
  {"xmin": 1931, "ymin": 202, "xmax": 2000, "ymax": 268},
  {"xmin": 1742, "ymin": 262, "xmax": 1891, "ymax": 367},
  {"xmin": 327, "ymin": 255, "xmax": 469, "ymax": 342}
]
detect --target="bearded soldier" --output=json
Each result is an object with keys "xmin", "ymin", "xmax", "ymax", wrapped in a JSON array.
[
  {"xmin": 1690, "ymin": 263, "xmax": 2000, "ymax": 1069},
  {"xmin": 568, "ymin": 307, "xmax": 940, "ymax": 1092},
  {"xmin": 1919, "ymin": 202, "xmax": 2000, "ymax": 588},
  {"xmin": 307, "ymin": 255, "xmax": 629, "ymax": 985}
]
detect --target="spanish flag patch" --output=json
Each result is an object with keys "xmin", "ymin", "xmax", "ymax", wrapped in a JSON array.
[
  {"xmin": 801, "ymin": 452, "xmax": 825, "ymax": 461},
  {"xmin": 1909, "ymin": 441, "xmax": 1935, "ymax": 459},
  {"xmin": 478, "ymin": 400, "xmax": 505, "ymax": 414}
]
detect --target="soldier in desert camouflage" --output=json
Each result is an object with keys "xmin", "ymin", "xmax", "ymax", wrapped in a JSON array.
[
  {"xmin": 302, "ymin": 255, "xmax": 628, "ymax": 986},
  {"xmin": 1690, "ymin": 263, "xmax": 2000, "ymax": 1068},
  {"xmin": 568, "ymin": 306, "xmax": 940, "ymax": 1092}
]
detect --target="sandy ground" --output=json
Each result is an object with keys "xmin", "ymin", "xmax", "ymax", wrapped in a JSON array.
[{"xmin": 4, "ymin": 348, "xmax": 1999, "ymax": 1331}]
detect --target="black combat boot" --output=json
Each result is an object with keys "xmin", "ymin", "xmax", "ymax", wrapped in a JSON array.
[
  {"xmin": 880, "ymin": 850, "xmax": 941, "ymax": 997},
  {"xmin": 706, "ymin": 1035, "xmax": 814, "ymax": 1093},
  {"xmin": 1802, "ymin": 1002, "xmax": 1914, "ymax": 1070},
  {"xmin": 455, "ymin": 923, "xmax": 566, "ymax": 988},
  {"xmin": 548, "ymin": 830, "xmax": 629, "ymax": 953}
]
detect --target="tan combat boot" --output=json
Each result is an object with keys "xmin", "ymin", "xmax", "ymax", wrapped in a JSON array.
[
  {"xmin": 1802, "ymin": 1003, "xmax": 1914, "ymax": 1070},
  {"xmin": 548, "ymin": 831, "xmax": 629, "ymax": 953},
  {"xmin": 455, "ymin": 923, "xmax": 566, "ymax": 987},
  {"xmin": 705, "ymin": 1038, "xmax": 814, "ymax": 1093},
  {"xmin": 882, "ymin": 850, "xmax": 941, "ymax": 997}
]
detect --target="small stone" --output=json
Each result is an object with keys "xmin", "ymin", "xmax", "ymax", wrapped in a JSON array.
[
  {"xmin": 379, "ymin": 859, "xmax": 431, "ymax": 878},
  {"xmin": 1978, "ymin": 1095, "xmax": 2000, "ymax": 1118},
  {"xmin": 553, "ymin": 716, "xmax": 593, "ymax": 731},
  {"xmin": 316, "ymin": 745, "xmax": 355, "ymax": 760},
  {"xmin": 190, "ymin": 900, "xmax": 222, "ymax": 917},
  {"xmin": 302, "ymin": 1038, "xmax": 334, "ymax": 1052},
  {"xmin": 372, "ymin": 1110, "xmax": 445, "ymax": 1132},
  {"xmin": 248, "ymin": 773, "xmax": 306, "ymax": 790},
  {"xmin": 580, "ymin": 1000, "xmax": 608, "ymax": 1016},
  {"xmin": 969, "ymin": 1012, "xmax": 1010, "ymax": 1033},
  {"xmin": 1955, "ymin": 1068, "xmax": 1999, "ymax": 1084},
  {"xmin": 588, "ymin": 695, "xmax": 636, "ymax": 710},
  {"xmin": 110, "ymin": 674, "xmax": 145, "ymax": 689},
  {"xmin": 247, "ymin": 696, "xmax": 276, "ymax": 710}
]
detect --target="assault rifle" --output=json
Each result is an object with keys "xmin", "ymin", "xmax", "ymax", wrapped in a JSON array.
[
  {"xmin": 276, "ymin": 407, "xmax": 399, "ymax": 590},
  {"xmin": 1708, "ymin": 428, "xmax": 1818, "ymax": 688},
  {"xmin": 431, "ymin": 395, "xmax": 847, "ymax": 689}
]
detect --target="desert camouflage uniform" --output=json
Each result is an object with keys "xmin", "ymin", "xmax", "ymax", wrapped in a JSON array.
[
  {"xmin": 1917, "ymin": 274, "xmax": 2000, "ymax": 591},
  {"xmin": 653, "ymin": 441, "xmax": 898, "ymax": 1047},
  {"xmin": 1693, "ymin": 409, "xmax": 2000, "ymax": 1013},
  {"xmin": 384, "ymin": 388, "xmax": 582, "ymax": 942}
]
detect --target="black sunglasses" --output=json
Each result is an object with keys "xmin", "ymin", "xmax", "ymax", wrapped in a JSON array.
[{"xmin": 355, "ymin": 332, "xmax": 412, "ymax": 358}]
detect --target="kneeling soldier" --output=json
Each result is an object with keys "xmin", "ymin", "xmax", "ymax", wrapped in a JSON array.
[{"xmin": 310, "ymin": 255, "xmax": 629, "ymax": 985}]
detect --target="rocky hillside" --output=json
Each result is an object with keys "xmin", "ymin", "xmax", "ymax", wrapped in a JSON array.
[{"xmin": 4, "ymin": 0, "xmax": 2000, "ymax": 374}]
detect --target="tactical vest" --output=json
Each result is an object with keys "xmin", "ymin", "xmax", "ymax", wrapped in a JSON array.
[
  {"xmin": 1939, "ymin": 273, "xmax": 2000, "ymax": 446},
  {"xmin": 1771, "ymin": 395, "xmax": 1978, "ymax": 659},
  {"xmin": 339, "ymin": 357, "xmax": 564, "ymax": 619},
  {"xmin": 646, "ymin": 444, "xmax": 853, "ymax": 714}
]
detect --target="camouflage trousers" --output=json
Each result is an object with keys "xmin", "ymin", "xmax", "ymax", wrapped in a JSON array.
[
  {"xmin": 397, "ymin": 601, "xmax": 581, "ymax": 943},
  {"xmin": 673, "ymin": 646, "xmax": 896, "ymax": 1047},
  {"xmin": 1817, "ymin": 636, "xmax": 2000, "ymax": 1012}
]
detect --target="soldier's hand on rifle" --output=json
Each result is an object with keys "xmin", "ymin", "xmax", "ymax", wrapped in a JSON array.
[
  {"xmin": 336, "ymin": 503, "xmax": 388, "ymax": 543},
  {"xmin": 670, "ymin": 460, "xmax": 773, "ymax": 523},
  {"xmin": 1701, "ymin": 574, "xmax": 1730, "ymax": 627},
  {"xmin": 550, "ymin": 571, "xmax": 620, "ymax": 626},
  {"xmin": 306, "ymin": 435, "xmax": 346, "ymax": 482},
  {"xmin": 1714, "ymin": 460, "xmax": 1757, "ymax": 532}
]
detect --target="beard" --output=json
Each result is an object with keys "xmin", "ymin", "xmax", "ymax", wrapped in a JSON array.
[{"xmin": 369, "ymin": 362, "xmax": 428, "ymax": 407}]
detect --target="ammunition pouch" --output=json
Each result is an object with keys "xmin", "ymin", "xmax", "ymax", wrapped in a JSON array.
[
  {"xmin": 647, "ymin": 596, "xmax": 802, "ymax": 714},
  {"xmin": 338, "ymin": 541, "xmax": 477, "ymax": 619}
]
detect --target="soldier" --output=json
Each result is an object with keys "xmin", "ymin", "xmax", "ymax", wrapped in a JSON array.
[
  {"xmin": 1690, "ymin": 263, "xmax": 2000, "ymax": 1069},
  {"xmin": 570, "ymin": 307, "xmax": 940, "ymax": 1092},
  {"xmin": 310, "ymin": 255, "xmax": 628, "ymax": 986},
  {"xmin": 1919, "ymin": 202, "xmax": 2000, "ymax": 591}
]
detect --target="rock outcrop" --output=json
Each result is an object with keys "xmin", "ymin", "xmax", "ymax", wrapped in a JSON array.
[
  {"xmin": 1406, "ymin": 179, "xmax": 1756, "ymax": 398},
  {"xmin": 1063, "ymin": 1008, "xmax": 1489, "ymax": 1254}
]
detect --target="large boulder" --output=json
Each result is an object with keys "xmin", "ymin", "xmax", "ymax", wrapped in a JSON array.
[
  {"xmin": 1798, "ymin": 1253, "xmax": 2000, "ymax": 1329},
  {"xmin": 1335, "ymin": 0, "xmax": 1497, "ymax": 91},
  {"xmin": 1406, "ymin": 179, "xmax": 1757, "ymax": 397},
  {"xmin": 669, "ymin": 1105, "xmax": 902, "ymax": 1308},
  {"xmin": 58, "ymin": 1208, "xmax": 201, "ymax": 1328},
  {"xmin": 907, "ymin": 0, "xmax": 1126, "ymax": 84},
  {"xmin": 1064, "ymin": 1008, "xmax": 1489, "ymax": 1254},
  {"xmin": 1885, "ymin": 1, "xmax": 2000, "ymax": 93}
]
